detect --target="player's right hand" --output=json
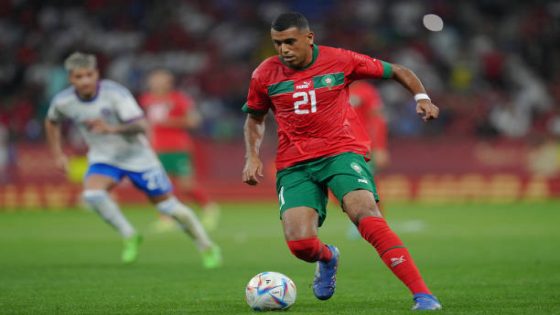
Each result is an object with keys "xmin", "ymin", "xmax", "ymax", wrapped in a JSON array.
[
  {"xmin": 416, "ymin": 99, "xmax": 439, "ymax": 121},
  {"xmin": 243, "ymin": 157, "xmax": 264, "ymax": 186},
  {"xmin": 54, "ymin": 154, "xmax": 69, "ymax": 173}
]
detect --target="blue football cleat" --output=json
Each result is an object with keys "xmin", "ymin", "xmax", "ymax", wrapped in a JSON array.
[
  {"xmin": 312, "ymin": 245, "xmax": 340, "ymax": 300},
  {"xmin": 412, "ymin": 293, "xmax": 442, "ymax": 311}
]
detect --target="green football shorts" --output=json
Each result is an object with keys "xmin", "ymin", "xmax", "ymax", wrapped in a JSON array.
[
  {"xmin": 158, "ymin": 152, "xmax": 193, "ymax": 177},
  {"xmin": 276, "ymin": 152, "xmax": 379, "ymax": 226}
]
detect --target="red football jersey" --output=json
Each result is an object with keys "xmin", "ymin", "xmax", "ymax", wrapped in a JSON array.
[
  {"xmin": 139, "ymin": 91, "xmax": 194, "ymax": 152},
  {"xmin": 244, "ymin": 45, "xmax": 392, "ymax": 170},
  {"xmin": 349, "ymin": 81, "xmax": 388, "ymax": 150}
]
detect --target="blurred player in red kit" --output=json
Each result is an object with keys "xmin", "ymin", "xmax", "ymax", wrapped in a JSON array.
[
  {"xmin": 347, "ymin": 81, "xmax": 390, "ymax": 238},
  {"xmin": 350, "ymin": 81, "xmax": 390, "ymax": 170},
  {"xmin": 242, "ymin": 12, "xmax": 441, "ymax": 310},
  {"xmin": 140, "ymin": 69, "xmax": 220, "ymax": 231}
]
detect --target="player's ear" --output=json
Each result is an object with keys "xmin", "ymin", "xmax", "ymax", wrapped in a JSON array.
[
  {"xmin": 68, "ymin": 70, "xmax": 77, "ymax": 83},
  {"xmin": 306, "ymin": 31, "xmax": 314, "ymax": 45}
]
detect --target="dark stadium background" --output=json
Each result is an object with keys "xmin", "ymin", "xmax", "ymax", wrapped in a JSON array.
[{"xmin": 0, "ymin": 0, "xmax": 559, "ymax": 204}]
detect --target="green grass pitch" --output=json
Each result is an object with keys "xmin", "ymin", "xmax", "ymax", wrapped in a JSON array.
[{"xmin": 1, "ymin": 201, "xmax": 559, "ymax": 314}]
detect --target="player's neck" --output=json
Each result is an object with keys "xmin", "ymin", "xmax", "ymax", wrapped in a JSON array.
[
  {"xmin": 78, "ymin": 92, "xmax": 96, "ymax": 100},
  {"xmin": 293, "ymin": 44, "xmax": 318, "ymax": 70},
  {"xmin": 154, "ymin": 90, "xmax": 171, "ymax": 97},
  {"xmin": 75, "ymin": 83, "xmax": 100, "ymax": 102}
]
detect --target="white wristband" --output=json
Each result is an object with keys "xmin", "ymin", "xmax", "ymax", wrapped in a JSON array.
[{"xmin": 414, "ymin": 93, "xmax": 431, "ymax": 102}]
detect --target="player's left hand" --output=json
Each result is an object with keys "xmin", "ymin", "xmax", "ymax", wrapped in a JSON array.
[
  {"xmin": 416, "ymin": 100, "xmax": 439, "ymax": 122},
  {"xmin": 373, "ymin": 149, "xmax": 390, "ymax": 169},
  {"xmin": 86, "ymin": 119, "xmax": 117, "ymax": 134}
]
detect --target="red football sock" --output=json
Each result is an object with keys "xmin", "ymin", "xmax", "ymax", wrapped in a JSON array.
[
  {"xmin": 184, "ymin": 187, "xmax": 210, "ymax": 206},
  {"xmin": 287, "ymin": 237, "xmax": 333, "ymax": 263},
  {"xmin": 358, "ymin": 216, "xmax": 431, "ymax": 295}
]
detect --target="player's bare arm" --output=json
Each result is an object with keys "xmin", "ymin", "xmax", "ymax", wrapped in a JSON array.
[
  {"xmin": 86, "ymin": 118, "xmax": 148, "ymax": 135},
  {"xmin": 390, "ymin": 64, "xmax": 439, "ymax": 122},
  {"xmin": 44, "ymin": 119, "xmax": 68, "ymax": 172},
  {"xmin": 243, "ymin": 114, "xmax": 266, "ymax": 186}
]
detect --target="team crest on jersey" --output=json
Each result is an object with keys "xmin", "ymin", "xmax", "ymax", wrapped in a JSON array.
[
  {"xmin": 322, "ymin": 75, "xmax": 335, "ymax": 89},
  {"xmin": 100, "ymin": 107, "xmax": 112, "ymax": 118},
  {"xmin": 350, "ymin": 162, "xmax": 363, "ymax": 174}
]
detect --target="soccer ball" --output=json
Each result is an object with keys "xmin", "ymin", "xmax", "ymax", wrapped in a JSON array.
[{"xmin": 245, "ymin": 271, "xmax": 297, "ymax": 311}]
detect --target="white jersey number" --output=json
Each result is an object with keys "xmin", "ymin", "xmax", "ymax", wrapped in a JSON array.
[
  {"xmin": 142, "ymin": 168, "xmax": 170, "ymax": 191},
  {"xmin": 293, "ymin": 90, "xmax": 317, "ymax": 114}
]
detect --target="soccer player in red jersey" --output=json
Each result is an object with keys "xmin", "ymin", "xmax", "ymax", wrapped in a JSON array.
[
  {"xmin": 242, "ymin": 12, "xmax": 441, "ymax": 310},
  {"xmin": 140, "ymin": 69, "xmax": 220, "ymax": 231}
]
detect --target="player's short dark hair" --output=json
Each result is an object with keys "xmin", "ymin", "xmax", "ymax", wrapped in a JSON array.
[{"xmin": 271, "ymin": 12, "xmax": 309, "ymax": 32}]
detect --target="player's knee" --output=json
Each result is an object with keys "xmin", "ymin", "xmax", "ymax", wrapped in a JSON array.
[
  {"xmin": 286, "ymin": 238, "xmax": 321, "ymax": 262},
  {"xmin": 155, "ymin": 196, "xmax": 180, "ymax": 215},
  {"xmin": 82, "ymin": 190, "xmax": 109, "ymax": 206},
  {"xmin": 343, "ymin": 195, "xmax": 381, "ymax": 225},
  {"xmin": 351, "ymin": 209, "xmax": 380, "ymax": 225}
]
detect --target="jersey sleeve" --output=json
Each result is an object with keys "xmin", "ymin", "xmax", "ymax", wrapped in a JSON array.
[
  {"xmin": 46, "ymin": 97, "xmax": 64, "ymax": 122},
  {"xmin": 242, "ymin": 70, "xmax": 271, "ymax": 116},
  {"xmin": 114, "ymin": 87, "xmax": 145, "ymax": 122},
  {"xmin": 346, "ymin": 50, "xmax": 393, "ymax": 81}
]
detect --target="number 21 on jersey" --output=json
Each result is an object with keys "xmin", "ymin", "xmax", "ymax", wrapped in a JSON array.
[{"xmin": 293, "ymin": 90, "xmax": 317, "ymax": 115}]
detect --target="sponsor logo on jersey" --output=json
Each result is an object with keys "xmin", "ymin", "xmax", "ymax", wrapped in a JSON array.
[{"xmin": 295, "ymin": 80, "xmax": 311, "ymax": 90}]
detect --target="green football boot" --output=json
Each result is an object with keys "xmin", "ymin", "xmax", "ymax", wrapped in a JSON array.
[
  {"xmin": 122, "ymin": 234, "xmax": 142, "ymax": 264},
  {"xmin": 201, "ymin": 244, "xmax": 223, "ymax": 269}
]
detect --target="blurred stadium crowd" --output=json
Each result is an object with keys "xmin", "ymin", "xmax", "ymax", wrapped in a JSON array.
[{"xmin": 0, "ymin": 0, "xmax": 559, "ymax": 145}]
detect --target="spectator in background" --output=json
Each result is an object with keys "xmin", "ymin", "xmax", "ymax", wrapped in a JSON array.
[
  {"xmin": 140, "ymin": 69, "xmax": 220, "ymax": 231},
  {"xmin": 1, "ymin": 0, "xmax": 559, "ymax": 144}
]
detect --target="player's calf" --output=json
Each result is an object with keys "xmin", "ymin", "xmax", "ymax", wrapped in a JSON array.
[
  {"xmin": 82, "ymin": 190, "xmax": 136, "ymax": 238},
  {"xmin": 156, "ymin": 196, "xmax": 212, "ymax": 247},
  {"xmin": 156, "ymin": 196, "xmax": 222, "ymax": 267}
]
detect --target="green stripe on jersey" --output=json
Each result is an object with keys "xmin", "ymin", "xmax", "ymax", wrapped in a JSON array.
[
  {"xmin": 242, "ymin": 102, "xmax": 268, "ymax": 116},
  {"xmin": 268, "ymin": 81, "xmax": 294, "ymax": 96},
  {"xmin": 381, "ymin": 61, "xmax": 393, "ymax": 79},
  {"xmin": 313, "ymin": 72, "xmax": 344, "ymax": 89}
]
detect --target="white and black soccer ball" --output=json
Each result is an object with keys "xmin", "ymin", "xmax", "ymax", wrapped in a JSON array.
[{"xmin": 245, "ymin": 271, "xmax": 297, "ymax": 311}]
